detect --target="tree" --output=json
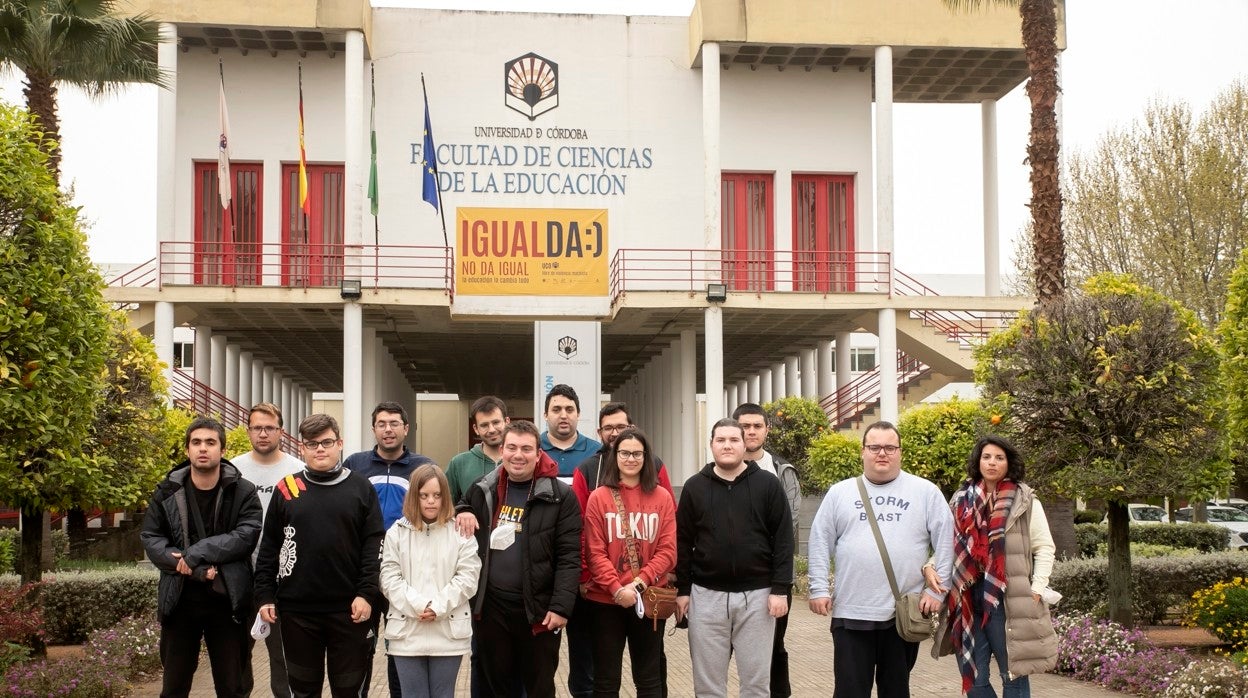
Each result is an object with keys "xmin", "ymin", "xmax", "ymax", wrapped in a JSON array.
[
  {"xmin": 897, "ymin": 397, "xmax": 994, "ymax": 496},
  {"xmin": 1057, "ymin": 83, "xmax": 1248, "ymax": 330},
  {"xmin": 0, "ymin": 0, "xmax": 164, "ymax": 178},
  {"xmin": 1219, "ymin": 246, "xmax": 1248, "ymax": 492},
  {"xmin": 762, "ymin": 396, "xmax": 829, "ymax": 494},
  {"xmin": 0, "ymin": 103, "xmax": 112, "ymax": 585},
  {"xmin": 976, "ymin": 274, "xmax": 1227, "ymax": 625}
]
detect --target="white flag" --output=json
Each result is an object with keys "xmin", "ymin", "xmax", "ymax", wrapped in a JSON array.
[{"xmin": 217, "ymin": 73, "xmax": 231, "ymax": 210}]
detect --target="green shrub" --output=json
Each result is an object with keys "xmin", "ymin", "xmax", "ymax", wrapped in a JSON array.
[
  {"xmin": 0, "ymin": 537, "xmax": 13, "ymax": 577},
  {"xmin": 1075, "ymin": 523, "xmax": 1229, "ymax": 558},
  {"xmin": 1188, "ymin": 577, "xmax": 1248, "ymax": 649},
  {"xmin": 3, "ymin": 655, "xmax": 129, "ymax": 697},
  {"xmin": 0, "ymin": 642, "xmax": 29, "ymax": 676},
  {"xmin": 0, "ymin": 568, "xmax": 158, "ymax": 644},
  {"xmin": 1074, "ymin": 509, "xmax": 1103, "ymax": 524},
  {"xmin": 804, "ymin": 432, "xmax": 863, "ymax": 495},
  {"xmin": 1052, "ymin": 552, "xmax": 1248, "ymax": 624},
  {"xmin": 1092, "ymin": 542, "xmax": 1202, "ymax": 559},
  {"xmin": 897, "ymin": 396, "xmax": 992, "ymax": 494},
  {"xmin": 0, "ymin": 529, "xmax": 71, "ymax": 573},
  {"xmin": 762, "ymin": 397, "xmax": 829, "ymax": 491}
]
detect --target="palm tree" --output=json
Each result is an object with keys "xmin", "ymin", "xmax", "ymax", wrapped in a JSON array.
[{"xmin": 0, "ymin": 0, "xmax": 165, "ymax": 179}]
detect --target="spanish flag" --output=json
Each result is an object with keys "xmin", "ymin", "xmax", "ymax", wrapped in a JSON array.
[{"xmin": 297, "ymin": 64, "xmax": 310, "ymax": 217}]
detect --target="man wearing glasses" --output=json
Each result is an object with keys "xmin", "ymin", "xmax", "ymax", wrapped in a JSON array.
[
  {"xmin": 233, "ymin": 402, "xmax": 304, "ymax": 696},
  {"xmin": 568, "ymin": 402, "xmax": 676, "ymax": 698},
  {"xmin": 806, "ymin": 420, "xmax": 954, "ymax": 698},
  {"xmin": 343, "ymin": 401, "xmax": 435, "ymax": 696},
  {"xmin": 255, "ymin": 414, "xmax": 385, "ymax": 697}
]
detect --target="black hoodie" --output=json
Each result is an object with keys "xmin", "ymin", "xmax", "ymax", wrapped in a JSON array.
[{"xmin": 675, "ymin": 461, "xmax": 794, "ymax": 596}]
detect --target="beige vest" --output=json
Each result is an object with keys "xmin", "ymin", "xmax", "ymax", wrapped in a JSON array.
[{"xmin": 1001, "ymin": 484, "xmax": 1059, "ymax": 678}]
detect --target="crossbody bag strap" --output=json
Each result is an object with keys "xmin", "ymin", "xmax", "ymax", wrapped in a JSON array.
[
  {"xmin": 857, "ymin": 476, "xmax": 902, "ymax": 603},
  {"xmin": 610, "ymin": 487, "xmax": 642, "ymax": 579}
]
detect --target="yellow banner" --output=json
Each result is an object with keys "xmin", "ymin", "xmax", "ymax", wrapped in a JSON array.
[{"xmin": 455, "ymin": 207, "xmax": 608, "ymax": 296}]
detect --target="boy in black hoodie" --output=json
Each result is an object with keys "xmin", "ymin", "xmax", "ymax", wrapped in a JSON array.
[{"xmin": 675, "ymin": 418, "xmax": 794, "ymax": 698}]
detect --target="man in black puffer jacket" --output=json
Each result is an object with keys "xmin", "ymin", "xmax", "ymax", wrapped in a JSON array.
[{"xmin": 141, "ymin": 416, "xmax": 262, "ymax": 698}]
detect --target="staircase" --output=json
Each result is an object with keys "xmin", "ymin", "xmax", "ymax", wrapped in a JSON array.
[
  {"xmin": 171, "ymin": 368, "xmax": 300, "ymax": 455},
  {"xmin": 820, "ymin": 270, "xmax": 1016, "ymax": 430}
]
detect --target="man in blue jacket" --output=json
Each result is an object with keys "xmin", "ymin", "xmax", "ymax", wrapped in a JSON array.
[
  {"xmin": 344, "ymin": 400, "xmax": 433, "ymax": 696},
  {"xmin": 141, "ymin": 416, "xmax": 262, "ymax": 698}
]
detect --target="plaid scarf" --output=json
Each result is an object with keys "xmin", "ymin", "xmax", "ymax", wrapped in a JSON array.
[{"xmin": 948, "ymin": 477, "xmax": 1016, "ymax": 693}]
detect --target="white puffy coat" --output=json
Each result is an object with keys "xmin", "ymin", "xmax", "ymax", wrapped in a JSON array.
[{"xmin": 380, "ymin": 517, "xmax": 482, "ymax": 656}]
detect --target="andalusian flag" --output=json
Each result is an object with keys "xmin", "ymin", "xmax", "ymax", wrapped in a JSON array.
[
  {"xmin": 368, "ymin": 63, "xmax": 378, "ymax": 217},
  {"xmin": 297, "ymin": 64, "xmax": 310, "ymax": 217}
]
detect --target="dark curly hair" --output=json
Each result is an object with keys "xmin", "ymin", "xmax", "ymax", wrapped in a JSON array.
[{"xmin": 966, "ymin": 434, "xmax": 1025, "ymax": 483}]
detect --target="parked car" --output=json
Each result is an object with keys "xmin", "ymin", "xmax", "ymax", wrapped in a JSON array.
[
  {"xmin": 1102, "ymin": 504, "xmax": 1168, "ymax": 525},
  {"xmin": 1174, "ymin": 505, "xmax": 1248, "ymax": 549},
  {"xmin": 1210, "ymin": 499, "xmax": 1248, "ymax": 515}
]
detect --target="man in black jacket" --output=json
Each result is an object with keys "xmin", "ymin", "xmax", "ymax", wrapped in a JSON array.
[
  {"xmin": 457, "ymin": 420, "xmax": 581, "ymax": 698},
  {"xmin": 141, "ymin": 416, "xmax": 262, "ymax": 698},
  {"xmin": 675, "ymin": 417, "xmax": 794, "ymax": 698}
]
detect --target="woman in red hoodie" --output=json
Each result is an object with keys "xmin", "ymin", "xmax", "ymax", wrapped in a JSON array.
[{"xmin": 583, "ymin": 427, "xmax": 677, "ymax": 698}]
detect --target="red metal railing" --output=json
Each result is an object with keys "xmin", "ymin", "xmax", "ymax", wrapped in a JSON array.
[
  {"xmin": 820, "ymin": 352, "xmax": 930, "ymax": 428},
  {"xmin": 171, "ymin": 368, "xmax": 299, "ymax": 455},
  {"xmin": 892, "ymin": 269, "xmax": 1015, "ymax": 344},
  {"xmin": 609, "ymin": 248, "xmax": 892, "ymax": 301},
  {"xmin": 155, "ymin": 242, "xmax": 454, "ymax": 295},
  {"xmin": 107, "ymin": 258, "xmax": 158, "ymax": 287}
]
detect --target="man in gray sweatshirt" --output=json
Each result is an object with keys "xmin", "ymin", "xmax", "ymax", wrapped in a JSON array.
[{"xmin": 807, "ymin": 420, "xmax": 954, "ymax": 698}]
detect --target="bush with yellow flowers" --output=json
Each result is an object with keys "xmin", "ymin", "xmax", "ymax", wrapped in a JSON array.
[{"xmin": 1187, "ymin": 577, "xmax": 1248, "ymax": 649}]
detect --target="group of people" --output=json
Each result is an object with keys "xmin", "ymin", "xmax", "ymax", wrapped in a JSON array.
[{"xmin": 140, "ymin": 385, "xmax": 1058, "ymax": 698}]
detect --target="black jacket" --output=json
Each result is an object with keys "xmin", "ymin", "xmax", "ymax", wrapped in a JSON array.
[
  {"xmin": 675, "ymin": 461, "xmax": 794, "ymax": 596},
  {"xmin": 140, "ymin": 460, "xmax": 262, "ymax": 621},
  {"xmin": 455, "ymin": 454, "xmax": 581, "ymax": 623}
]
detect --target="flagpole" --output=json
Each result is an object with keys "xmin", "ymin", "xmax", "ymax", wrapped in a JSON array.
[{"xmin": 421, "ymin": 73, "xmax": 450, "ymax": 250}]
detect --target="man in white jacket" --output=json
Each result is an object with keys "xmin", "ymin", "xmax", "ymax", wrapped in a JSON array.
[{"xmin": 807, "ymin": 421, "xmax": 954, "ymax": 698}]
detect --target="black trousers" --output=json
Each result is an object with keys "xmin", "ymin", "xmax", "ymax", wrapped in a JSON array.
[
  {"xmin": 589, "ymin": 600, "xmax": 665, "ymax": 698},
  {"xmin": 249, "ymin": 616, "xmax": 290, "ymax": 697},
  {"xmin": 831, "ymin": 623, "xmax": 920, "ymax": 698},
  {"xmin": 475, "ymin": 593, "xmax": 561, "ymax": 698},
  {"xmin": 280, "ymin": 610, "xmax": 373, "ymax": 698},
  {"xmin": 159, "ymin": 593, "xmax": 250, "ymax": 698},
  {"xmin": 770, "ymin": 590, "xmax": 793, "ymax": 698},
  {"xmin": 566, "ymin": 594, "xmax": 596, "ymax": 697}
]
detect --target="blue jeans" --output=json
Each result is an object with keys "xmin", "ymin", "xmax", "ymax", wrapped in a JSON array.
[
  {"xmin": 967, "ymin": 602, "xmax": 1030, "ymax": 698},
  {"xmin": 392, "ymin": 655, "xmax": 463, "ymax": 698}
]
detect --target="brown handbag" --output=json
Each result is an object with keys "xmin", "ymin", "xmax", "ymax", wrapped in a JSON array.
[{"xmin": 610, "ymin": 488, "xmax": 677, "ymax": 630}]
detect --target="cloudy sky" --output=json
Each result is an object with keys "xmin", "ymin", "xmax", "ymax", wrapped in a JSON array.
[{"xmin": 2, "ymin": 0, "xmax": 1245, "ymax": 276}]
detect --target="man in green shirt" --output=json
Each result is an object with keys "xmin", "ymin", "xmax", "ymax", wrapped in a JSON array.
[{"xmin": 446, "ymin": 395, "xmax": 509, "ymax": 504}]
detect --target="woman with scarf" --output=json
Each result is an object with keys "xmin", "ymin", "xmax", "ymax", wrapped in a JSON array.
[{"xmin": 924, "ymin": 435, "xmax": 1058, "ymax": 697}]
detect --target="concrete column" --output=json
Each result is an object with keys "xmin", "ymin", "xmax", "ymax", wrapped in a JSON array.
[
  {"xmin": 281, "ymin": 377, "xmax": 293, "ymax": 420},
  {"xmin": 878, "ymin": 309, "xmax": 899, "ymax": 422},
  {"xmin": 156, "ymin": 24, "xmax": 177, "ymax": 255},
  {"xmin": 153, "ymin": 302, "xmax": 174, "ymax": 403},
  {"xmin": 736, "ymin": 380, "xmax": 749, "ymax": 408},
  {"xmin": 261, "ymin": 366, "xmax": 274, "ymax": 404},
  {"xmin": 680, "ymin": 329, "xmax": 697, "ymax": 483},
  {"xmin": 344, "ymin": 30, "xmax": 365, "ymax": 252},
  {"xmin": 817, "ymin": 339, "xmax": 834, "ymax": 398},
  {"xmin": 835, "ymin": 332, "xmax": 853, "ymax": 393},
  {"xmin": 209, "ymin": 334, "xmax": 227, "ymax": 397},
  {"xmin": 225, "ymin": 343, "xmax": 240, "ymax": 404},
  {"xmin": 760, "ymin": 368, "xmax": 773, "ymax": 404},
  {"xmin": 704, "ymin": 306, "xmax": 724, "ymax": 455},
  {"xmin": 194, "ymin": 326, "xmax": 212, "ymax": 389},
  {"xmin": 982, "ymin": 99, "xmax": 1001, "ymax": 296},
  {"xmin": 785, "ymin": 356, "xmax": 801, "ymax": 398},
  {"xmin": 874, "ymin": 45, "xmax": 895, "ymax": 260},
  {"xmin": 747, "ymin": 375, "xmax": 760, "ymax": 405},
  {"xmin": 343, "ymin": 302, "xmax": 364, "ymax": 454},
  {"xmin": 251, "ymin": 361, "xmax": 265, "ymax": 406},
  {"xmin": 801, "ymin": 349, "xmax": 818, "ymax": 399},
  {"xmin": 702, "ymin": 42, "xmax": 721, "ymax": 252},
  {"xmin": 238, "ymin": 352, "xmax": 253, "ymax": 408},
  {"xmin": 771, "ymin": 362, "xmax": 786, "ymax": 400},
  {"xmin": 362, "ymin": 328, "xmax": 378, "ymax": 438},
  {"xmin": 726, "ymin": 384, "xmax": 739, "ymax": 413}
]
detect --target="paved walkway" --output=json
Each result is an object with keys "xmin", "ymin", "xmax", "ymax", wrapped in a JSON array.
[{"xmin": 133, "ymin": 604, "xmax": 1118, "ymax": 696}]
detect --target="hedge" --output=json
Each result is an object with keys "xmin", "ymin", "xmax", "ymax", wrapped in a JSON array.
[
  {"xmin": 1074, "ymin": 523, "xmax": 1229, "ymax": 558},
  {"xmin": 0, "ymin": 568, "xmax": 158, "ymax": 644},
  {"xmin": 1051, "ymin": 551, "xmax": 1248, "ymax": 624}
]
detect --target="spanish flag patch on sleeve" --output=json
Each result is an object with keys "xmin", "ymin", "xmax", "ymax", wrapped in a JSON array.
[{"xmin": 276, "ymin": 474, "xmax": 306, "ymax": 501}]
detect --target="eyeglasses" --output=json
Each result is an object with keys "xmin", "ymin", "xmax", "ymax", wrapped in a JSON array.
[
  {"xmin": 617, "ymin": 450, "xmax": 645, "ymax": 461},
  {"xmin": 249, "ymin": 426, "xmax": 279, "ymax": 434},
  {"xmin": 864, "ymin": 444, "xmax": 900, "ymax": 455},
  {"xmin": 302, "ymin": 438, "xmax": 339, "ymax": 450},
  {"xmin": 374, "ymin": 420, "xmax": 405, "ymax": 430},
  {"xmin": 600, "ymin": 425, "xmax": 629, "ymax": 434}
]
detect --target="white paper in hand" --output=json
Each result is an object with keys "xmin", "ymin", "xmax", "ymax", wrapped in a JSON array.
[
  {"xmin": 634, "ymin": 591, "xmax": 645, "ymax": 619},
  {"xmin": 250, "ymin": 613, "xmax": 270, "ymax": 640}
]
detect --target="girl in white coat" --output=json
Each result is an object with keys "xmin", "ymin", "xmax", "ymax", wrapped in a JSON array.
[{"xmin": 381, "ymin": 463, "xmax": 482, "ymax": 698}]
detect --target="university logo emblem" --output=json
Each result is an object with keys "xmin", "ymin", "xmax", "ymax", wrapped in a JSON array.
[
  {"xmin": 505, "ymin": 52, "xmax": 559, "ymax": 121},
  {"xmin": 557, "ymin": 335, "xmax": 578, "ymax": 360}
]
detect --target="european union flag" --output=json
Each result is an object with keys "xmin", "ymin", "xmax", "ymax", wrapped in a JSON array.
[{"xmin": 421, "ymin": 90, "xmax": 440, "ymax": 213}]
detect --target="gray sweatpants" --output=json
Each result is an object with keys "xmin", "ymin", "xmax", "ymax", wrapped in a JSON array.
[{"xmin": 688, "ymin": 584, "xmax": 776, "ymax": 698}]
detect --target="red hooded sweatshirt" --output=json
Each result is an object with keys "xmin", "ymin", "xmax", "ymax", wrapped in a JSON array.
[{"xmin": 582, "ymin": 482, "xmax": 677, "ymax": 605}]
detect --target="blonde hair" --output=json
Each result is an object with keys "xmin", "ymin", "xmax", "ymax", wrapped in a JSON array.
[{"xmin": 404, "ymin": 463, "xmax": 453, "ymax": 529}]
